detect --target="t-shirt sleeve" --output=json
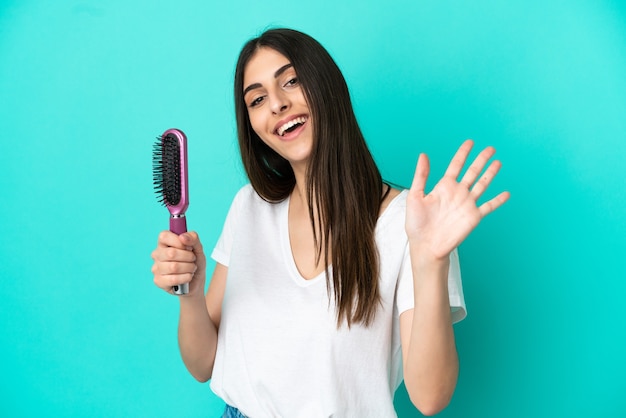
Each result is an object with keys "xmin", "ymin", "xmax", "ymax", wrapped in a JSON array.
[
  {"xmin": 395, "ymin": 247, "xmax": 467, "ymax": 324},
  {"xmin": 211, "ymin": 186, "xmax": 247, "ymax": 267}
]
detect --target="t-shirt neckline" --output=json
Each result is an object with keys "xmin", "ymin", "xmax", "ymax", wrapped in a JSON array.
[{"xmin": 281, "ymin": 189, "xmax": 407, "ymax": 286}]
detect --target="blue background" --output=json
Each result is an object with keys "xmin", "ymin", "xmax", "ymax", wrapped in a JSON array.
[{"xmin": 1, "ymin": 0, "xmax": 625, "ymax": 416}]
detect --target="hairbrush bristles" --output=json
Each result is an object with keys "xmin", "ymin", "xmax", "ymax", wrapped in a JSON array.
[{"xmin": 153, "ymin": 134, "xmax": 182, "ymax": 206}]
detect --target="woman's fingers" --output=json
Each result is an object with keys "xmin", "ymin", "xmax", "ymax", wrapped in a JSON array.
[
  {"xmin": 157, "ymin": 230, "xmax": 188, "ymax": 249},
  {"xmin": 440, "ymin": 140, "xmax": 509, "ymax": 220},
  {"xmin": 181, "ymin": 232, "xmax": 206, "ymax": 262},
  {"xmin": 152, "ymin": 258, "xmax": 197, "ymax": 275},
  {"xmin": 459, "ymin": 146, "xmax": 496, "ymax": 188},
  {"xmin": 152, "ymin": 245, "xmax": 196, "ymax": 263},
  {"xmin": 478, "ymin": 191, "xmax": 511, "ymax": 217},
  {"xmin": 152, "ymin": 259, "xmax": 197, "ymax": 291},
  {"xmin": 444, "ymin": 139, "xmax": 474, "ymax": 180},
  {"xmin": 154, "ymin": 272, "xmax": 195, "ymax": 292},
  {"xmin": 152, "ymin": 230, "xmax": 205, "ymax": 294},
  {"xmin": 447, "ymin": 142, "xmax": 504, "ymax": 206},
  {"xmin": 409, "ymin": 153, "xmax": 430, "ymax": 197},
  {"xmin": 469, "ymin": 158, "xmax": 502, "ymax": 199}
]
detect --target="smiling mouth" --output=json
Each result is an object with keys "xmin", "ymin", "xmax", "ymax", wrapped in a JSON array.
[{"xmin": 276, "ymin": 116, "xmax": 308, "ymax": 136}]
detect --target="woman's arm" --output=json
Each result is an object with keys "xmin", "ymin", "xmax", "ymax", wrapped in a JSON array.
[
  {"xmin": 152, "ymin": 232, "xmax": 226, "ymax": 382},
  {"xmin": 400, "ymin": 140, "xmax": 509, "ymax": 414},
  {"xmin": 399, "ymin": 252, "xmax": 457, "ymax": 416},
  {"xmin": 177, "ymin": 262, "xmax": 226, "ymax": 382}
]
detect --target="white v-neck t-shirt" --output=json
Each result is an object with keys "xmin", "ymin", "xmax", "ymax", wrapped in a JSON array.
[{"xmin": 210, "ymin": 185, "xmax": 466, "ymax": 418}]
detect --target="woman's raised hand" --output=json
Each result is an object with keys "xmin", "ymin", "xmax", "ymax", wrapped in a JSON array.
[
  {"xmin": 151, "ymin": 231, "xmax": 207, "ymax": 297},
  {"xmin": 405, "ymin": 140, "xmax": 510, "ymax": 260}
]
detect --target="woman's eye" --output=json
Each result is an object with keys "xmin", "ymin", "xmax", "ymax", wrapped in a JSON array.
[
  {"xmin": 249, "ymin": 96, "xmax": 264, "ymax": 107},
  {"xmin": 284, "ymin": 77, "xmax": 298, "ymax": 87}
]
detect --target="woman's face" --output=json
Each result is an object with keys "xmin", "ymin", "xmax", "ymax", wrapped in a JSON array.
[{"xmin": 243, "ymin": 47, "xmax": 313, "ymax": 171}]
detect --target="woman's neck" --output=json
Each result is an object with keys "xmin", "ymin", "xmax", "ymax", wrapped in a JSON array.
[{"xmin": 291, "ymin": 163, "xmax": 309, "ymax": 208}]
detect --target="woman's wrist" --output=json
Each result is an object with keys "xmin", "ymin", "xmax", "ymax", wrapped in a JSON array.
[
  {"xmin": 179, "ymin": 291, "xmax": 207, "ymax": 310},
  {"xmin": 408, "ymin": 239, "xmax": 450, "ymax": 264},
  {"xmin": 408, "ymin": 242, "xmax": 450, "ymax": 288}
]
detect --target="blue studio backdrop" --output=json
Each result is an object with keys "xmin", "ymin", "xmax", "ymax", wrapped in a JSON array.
[{"xmin": 1, "ymin": 0, "xmax": 625, "ymax": 417}]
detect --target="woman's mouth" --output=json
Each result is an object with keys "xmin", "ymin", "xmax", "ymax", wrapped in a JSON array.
[{"xmin": 276, "ymin": 116, "xmax": 308, "ymax": 136}]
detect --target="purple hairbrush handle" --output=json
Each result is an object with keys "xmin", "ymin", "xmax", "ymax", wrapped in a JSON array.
[
  {"xmin": 170, "ymin": 215, "xmax": 187, "ymax": 235},
  {"xmin": 170, "ymin": 216, "xmax": 189, "ymax": 295},
  {"xmin": 170, "ymin": 216, "xmax": 187, "ymax": 235}
]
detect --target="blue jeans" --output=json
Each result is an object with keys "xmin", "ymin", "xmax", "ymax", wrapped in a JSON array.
[{"xmin": 222, "ymin": 404, "xmax": 247, "ymax": 418}]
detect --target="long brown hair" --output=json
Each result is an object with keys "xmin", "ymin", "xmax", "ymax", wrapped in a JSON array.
[{"xmin": 234, "ymin": 28, "xmax": 384, "ymax": 327}]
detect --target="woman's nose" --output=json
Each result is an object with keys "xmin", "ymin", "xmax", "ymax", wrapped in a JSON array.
[{"xmin": 270, "ymin": 92, "xmax": 289, "ymax": 114}]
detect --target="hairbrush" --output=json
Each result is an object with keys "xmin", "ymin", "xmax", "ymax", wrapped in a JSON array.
[{"xmin": 152, "ymin": 128, "xmax": 190, "ymax": 295}]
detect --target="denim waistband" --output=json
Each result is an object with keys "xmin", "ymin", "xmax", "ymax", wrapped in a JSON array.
[{"xmin": 222, "ymin": 404, "xmax": 247, "ymax": 418}]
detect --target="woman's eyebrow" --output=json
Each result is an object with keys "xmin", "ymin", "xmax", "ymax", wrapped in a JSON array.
[
  {"xmin": 274, "ymin": 63, "xmax": 293, "ymax": 78},
  {"xmin": 243, "ymin": 63, "xmax": 294, "ymax": 95}
]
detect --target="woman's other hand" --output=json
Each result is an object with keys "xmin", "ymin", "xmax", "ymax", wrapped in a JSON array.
[{"xmin": 405, "ymin": 139, "xmax": 510, "ymax": 260}]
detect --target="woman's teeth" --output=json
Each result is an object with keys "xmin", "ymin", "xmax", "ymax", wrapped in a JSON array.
[{"xmin": 277, "ymin": 116, "xmax": 307, "ymax": 136}]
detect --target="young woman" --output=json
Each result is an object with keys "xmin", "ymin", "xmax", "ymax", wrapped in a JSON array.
[{"xmin": 151, "ymin": 28, "xmax": 509, "ymax": 417}]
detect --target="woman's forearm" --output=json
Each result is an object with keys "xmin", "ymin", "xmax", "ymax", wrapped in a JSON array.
[
  {"xmin": 403, "ymin": 246, "xmax": 459, "ymax": 416},
  {"xmin": 177, "ymin": 295, "xmax": 219, "ymax": 382}
]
